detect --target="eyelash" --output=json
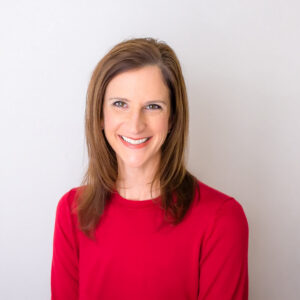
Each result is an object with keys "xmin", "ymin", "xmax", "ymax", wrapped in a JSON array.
[{"xmin": 112, "ymin": 101, "xmax": 162, "ymax": 110}]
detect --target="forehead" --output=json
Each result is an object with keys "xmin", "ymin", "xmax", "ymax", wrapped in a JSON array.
[{"xmin": 104, "ymin": 65, "xmax": 170, "ymax": 101}]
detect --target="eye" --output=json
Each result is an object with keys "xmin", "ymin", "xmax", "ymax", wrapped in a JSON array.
[
  {"xmin": 112, "ymin": 101, "xmax": 127, "ymax": 108},
  {"xmin": 146, "ymin": 104, "xmax": 162, "ymax": 110}
]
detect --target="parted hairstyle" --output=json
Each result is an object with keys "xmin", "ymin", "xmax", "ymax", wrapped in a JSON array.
[{"xmin": 75, "ymin": 37, "xmax": 200, "ymax": 239}]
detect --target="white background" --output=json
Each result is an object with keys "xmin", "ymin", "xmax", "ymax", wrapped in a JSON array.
[{"xmin": 0, "ymin": 1, "xmax": 299, "ymax": 299}]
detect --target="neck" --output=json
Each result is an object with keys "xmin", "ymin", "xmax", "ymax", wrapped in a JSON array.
[{"xmin": 116, "ymin": 164, "xmax": 161, "ymax": 201}]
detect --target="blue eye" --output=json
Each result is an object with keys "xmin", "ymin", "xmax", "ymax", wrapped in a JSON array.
[
  {"xmin": 113, "ymin": 101, "xmax": 127, "ymax": 108},
  {"xmin": 146, "ymin": 104, "xmax": 161, "ymax": 110},
  {"xmin": 112, "ymin": 101, "xmax": 161, "ymax": 110}
]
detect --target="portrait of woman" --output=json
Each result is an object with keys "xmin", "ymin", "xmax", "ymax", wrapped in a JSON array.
[{"xmin": 51, "ymin": 37, "xmax": 249, "ymax": 299}]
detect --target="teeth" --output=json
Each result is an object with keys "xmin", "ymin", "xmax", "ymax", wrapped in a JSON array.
[{"xmin": 121, "ymin": 136, "xmax": 149, "ymax": 145}]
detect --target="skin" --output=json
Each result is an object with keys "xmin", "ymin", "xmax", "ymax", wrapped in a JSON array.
[{"xmin": 102, "ymin": 65, "xmax": 171, "ymax": 200}]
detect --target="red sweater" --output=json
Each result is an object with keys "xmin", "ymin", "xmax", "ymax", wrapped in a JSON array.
[{"xmin": 51, "ymin": 180, "xmax": 249, "ymax": 299}]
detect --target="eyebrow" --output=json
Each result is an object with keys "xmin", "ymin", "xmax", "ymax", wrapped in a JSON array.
[{"xmin": 108, "ymin": 97, "xmax": 167, "ymax": 106}]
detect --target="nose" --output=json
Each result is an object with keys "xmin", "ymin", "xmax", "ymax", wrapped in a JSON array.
[{"xmin": 126, "ymin": 108, "xmax": 146, "ymax": 134}]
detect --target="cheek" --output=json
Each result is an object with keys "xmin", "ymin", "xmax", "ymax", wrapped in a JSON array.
[
  {"xmin": 153, "ymin": 116, "xmax": 169, "ymax": 132},
  {"xmin": 104, "ymin": 118, "xmax": 116, "ymax": 130},
  {"xmin": 103, "ymin": 110, "xmax": 119, "ymax": 131}
]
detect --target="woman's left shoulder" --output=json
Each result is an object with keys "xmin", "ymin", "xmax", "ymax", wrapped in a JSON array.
[{"xmin": 191, "ymin": 179, "xmax": 248, "ymax": 230}]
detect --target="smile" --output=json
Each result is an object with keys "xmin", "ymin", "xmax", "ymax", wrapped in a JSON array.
[
  {"xmin": 118, "ymin": 135, "xmax": 152, "ymax": 148},
  {"xmin": 121, "ymin": 135, "xmax": 150, "ymax": 144}
]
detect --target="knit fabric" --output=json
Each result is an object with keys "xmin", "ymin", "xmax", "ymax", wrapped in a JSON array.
[{"xmin": 51, "ymin": 180, "xmax": 249, "ymax": 299}]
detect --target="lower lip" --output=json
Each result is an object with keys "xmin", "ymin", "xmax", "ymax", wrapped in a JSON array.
[{"xmin": 119, "ymin": 135, "xmax": 152, "ymax": 149}]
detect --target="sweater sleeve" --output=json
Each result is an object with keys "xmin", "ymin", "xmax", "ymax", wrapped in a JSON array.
[
  {"xmin": 198, "ymin": 198, "xmax": 249, "ymax": 300},
  {"xmin": 51, "ymin": 189, "xmax": 79, "ymax": 300}
]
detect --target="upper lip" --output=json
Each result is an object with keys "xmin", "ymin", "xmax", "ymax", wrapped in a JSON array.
[{"xmin": 119, "ymin": 135, "xmax": 151, "ymax": 140}]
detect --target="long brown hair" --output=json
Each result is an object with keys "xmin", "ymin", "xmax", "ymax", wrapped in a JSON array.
[{"xmin": 75, "ymin": 37, "xmax": 200, "ymax": 239}]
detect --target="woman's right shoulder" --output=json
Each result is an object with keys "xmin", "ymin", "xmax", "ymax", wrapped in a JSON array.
[{"xmin": 55, "ymin": 185, "xmax": 86, "ymax": 214}]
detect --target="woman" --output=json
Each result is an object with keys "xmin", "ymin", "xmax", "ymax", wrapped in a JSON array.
[{"xmin": 51, "ymin": 37, "xmax": 249, "ymax": 300}]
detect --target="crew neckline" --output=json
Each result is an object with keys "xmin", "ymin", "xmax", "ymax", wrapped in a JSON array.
[{"xmin": 110, "ymin": 189, "xmax": 161, "ymax": 208}]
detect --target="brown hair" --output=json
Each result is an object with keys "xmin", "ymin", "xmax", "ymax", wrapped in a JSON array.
[{"xmin": 75, "ymin": 37, "xmax": 200, "ymax": 239}]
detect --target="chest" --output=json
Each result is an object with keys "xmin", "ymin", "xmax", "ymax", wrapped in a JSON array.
[{"xmin": 78, "ymin": 206, "xmax": 200, "ymax": 299}]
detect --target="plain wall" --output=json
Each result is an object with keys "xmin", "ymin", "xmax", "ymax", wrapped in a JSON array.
[{"xmin": 0, "ymin": 1, "xmax": 299, "ymax": 299}]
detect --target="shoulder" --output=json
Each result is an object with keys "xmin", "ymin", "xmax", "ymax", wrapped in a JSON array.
[
  {"xmin": 55, "ymin": 186, "xmax": 85, "ymax": 218},
  {"xmin": 191, "ymin": 179, "xmax": 249, "ymax": 235},
  {"xmin": 193, "ymin": 179, "xmax": 234, "ymax": 211}
]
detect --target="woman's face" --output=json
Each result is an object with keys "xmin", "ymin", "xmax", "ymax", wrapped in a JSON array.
[{"xmin": 102, "ymin": 65, "xmax": 171, "ymax": 171}]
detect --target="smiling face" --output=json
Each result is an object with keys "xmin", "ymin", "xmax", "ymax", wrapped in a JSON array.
[{"xmin": 102, "ymin": 65, "xmax": 171, "ymax": 173}]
